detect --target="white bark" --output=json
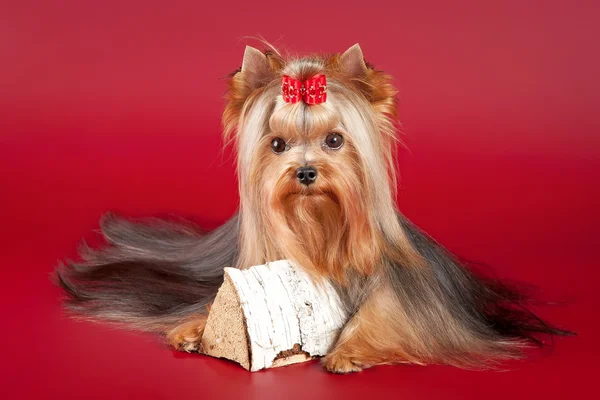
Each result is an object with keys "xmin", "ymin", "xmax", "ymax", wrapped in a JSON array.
[{"xmin": 201, "ymin": 260, "xmax": 349, "ymax": 371}]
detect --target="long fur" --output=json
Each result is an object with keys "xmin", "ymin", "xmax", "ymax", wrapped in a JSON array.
[
  {"xmin": 54, "ymin": 44, "xmax": 572, "ymax": 372},
  {"xmin": 55, "ymin": 214, "xmax": 239, "ymax": 332}
]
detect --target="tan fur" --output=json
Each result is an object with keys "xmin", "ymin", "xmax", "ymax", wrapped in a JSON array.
[
  {"xmin": 223, "ymin": 45, "xmax": 423, "ymax": 275},
  {"xmin": 171, "ymin": 45, "xmax": 426, "ymax": 367},
  {"xmin": 222, "ymin": 49, "xmax": 284, "ymax": 145},
  {"xmin": 322, "ymin": 281, "xmax": 523, "ymax": 373},
  {"xmin": 170, "ymin": 44, "xmax": 515, "ymax": 372},
  {"xmin": 167, "ymin": 315, "xmax": 208, "ymax": 353}
]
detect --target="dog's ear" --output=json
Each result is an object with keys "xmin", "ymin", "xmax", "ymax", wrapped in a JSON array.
[
  {"xmin": 241, "ymin": 46, "xmax": 278, "ymax": 91},
  {"xmin": 337, "ymin": 44, "xmax": 399, "ymax": 153},
  {"xmin": 340, "ymin": 44, "xmax": 368, "ymax": 77},
  {"xmin": 223, "ymin": 46, "xmax": 283, "ymax": 141},
  {"xmin": 338, "ymin": 44, "xmax": 398, "ymax": 121}
]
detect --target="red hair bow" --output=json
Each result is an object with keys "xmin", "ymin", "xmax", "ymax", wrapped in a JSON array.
[{"xmin": 281, "ymin": 74, "xmax": 327, "ymax": 104}]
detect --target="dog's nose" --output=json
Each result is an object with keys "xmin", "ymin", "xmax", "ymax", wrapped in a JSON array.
[{"xmin": 296, "ymin": 166, "xmax": 318, "ymax": 186}]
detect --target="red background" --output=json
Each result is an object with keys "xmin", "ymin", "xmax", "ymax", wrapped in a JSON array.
[{"xmin": 2, "ymin": 1, "xmax": 599, "ymax": 399}]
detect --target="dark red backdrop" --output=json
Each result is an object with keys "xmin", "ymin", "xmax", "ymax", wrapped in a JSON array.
[{"xmin": 2, "ymin": 1, "xmax": 599, "ymax": 399}]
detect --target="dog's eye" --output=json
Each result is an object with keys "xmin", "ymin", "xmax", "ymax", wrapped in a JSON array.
[
  {"xmin": 270, "ymin": 137, "xmax": 287, "ymax": 154},
  {"xmin": 325, "ymin": 133, "xmax": 344, "ymax": 149}
]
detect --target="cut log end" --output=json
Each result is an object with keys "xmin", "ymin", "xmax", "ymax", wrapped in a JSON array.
[
  {"xmin": 200, "ymin": 260, "xmax": 349, "ymax": 372},
  {"xmin": 201, "ymin": 273, "xmax": 251, "ymax": 370}
]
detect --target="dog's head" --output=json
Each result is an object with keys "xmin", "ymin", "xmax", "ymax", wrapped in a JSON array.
[{"xmin": 224, "ymin": 44, "xmax": 412, "ymax": 280}]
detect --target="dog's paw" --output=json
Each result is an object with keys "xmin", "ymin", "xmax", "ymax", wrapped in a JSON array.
[
  {"xmin": 174, "ymin": 335, "xmax": 203, "ymax": 353},
  {"xmin": 322, "ymin": 353, "xmax": 365, "ymax": 374},
  {"xmin": 167, "ymin": 318, "xmax": 207, "ymax": 353}
]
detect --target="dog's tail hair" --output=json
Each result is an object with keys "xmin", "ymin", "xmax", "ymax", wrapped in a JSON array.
[{"xmin": 53, "ymin": 214, "xmax": 239, "ymax": 333}]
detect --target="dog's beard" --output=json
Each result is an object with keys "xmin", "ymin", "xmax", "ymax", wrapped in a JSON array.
[
  {"xmin": 283, "ymin": 192, "xmax": 344, "ymax": 271},
  {"xmin": 265, "ymin": 168, "xmax": 382, "ymax": 283}
]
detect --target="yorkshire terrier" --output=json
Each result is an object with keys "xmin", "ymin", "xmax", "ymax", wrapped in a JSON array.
[{"xmin": 56, "ymin": 44, "xmax": 572, "ymax": 373}]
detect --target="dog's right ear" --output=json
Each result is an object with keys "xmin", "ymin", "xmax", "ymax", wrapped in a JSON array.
[
  {"xmin": 223, "ymin": 46, "xmax": 282, "ymax": 141},
  {"xmin": 241, "ymin": 46, "xmax": 275, "ymax": 88}
]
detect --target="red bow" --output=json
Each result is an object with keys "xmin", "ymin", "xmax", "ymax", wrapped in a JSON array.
[{"xmin": 281, "ymin": 74, "xmax": 327, "ymax": 104}]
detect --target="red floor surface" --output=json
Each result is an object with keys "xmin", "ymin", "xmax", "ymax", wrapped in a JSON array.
[{"xmin": 2, "ymin": 1, "xmax": 599, "ymax": 399}]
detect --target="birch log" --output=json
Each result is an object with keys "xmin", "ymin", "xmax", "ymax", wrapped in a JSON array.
[{"xmin": 200, "ymin": 260, "xmax": 349, "ymax": 372}]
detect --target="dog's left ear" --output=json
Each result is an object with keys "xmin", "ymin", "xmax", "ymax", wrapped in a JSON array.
[
  {"xmin": 340, "ymin": 43, "xmax": 369, "ymax": 77},
  {"xmin": 338, "ymin": 44, "xmax": 398, "ymax": 120},
  {"xmin": 223, "ymin": 46, "xmax": 283, "ymax": 141}
]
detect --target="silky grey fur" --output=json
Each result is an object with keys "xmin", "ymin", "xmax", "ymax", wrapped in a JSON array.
[
  {"xmin": 55, "ymin": 213, "xmax": 239, "ymax": 332},
  {"xmin": 55, "ymin": 208, "xmax": 572, "ymax": 355},
  {"xmin": 331, "ymin": 212, "xmax": 573, "ymax": 367},
  {"xmin": 391, "ymin": 214, "xmax": 572, "ymax": 347}
]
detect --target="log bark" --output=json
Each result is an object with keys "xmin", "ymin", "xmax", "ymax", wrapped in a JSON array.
[{"xmin": 201, "ymin": 260, "xmax": 349, "ymax": 371}]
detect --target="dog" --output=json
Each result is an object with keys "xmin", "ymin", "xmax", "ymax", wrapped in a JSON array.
[{"xmin": 55, "ymin": 44, "xmax": 572, "ymax": 373}]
